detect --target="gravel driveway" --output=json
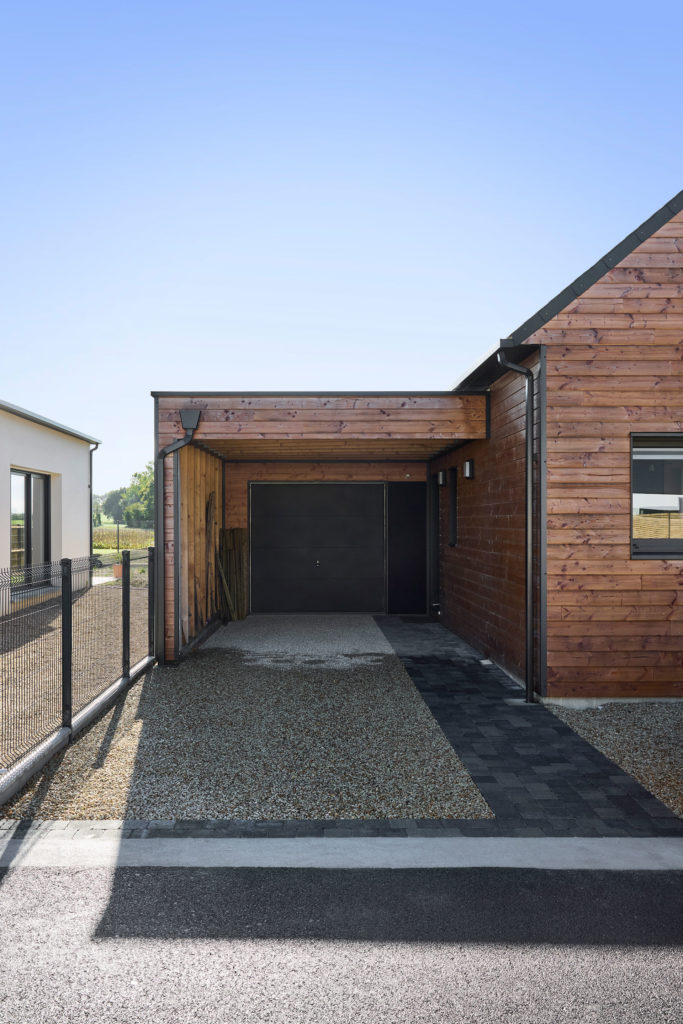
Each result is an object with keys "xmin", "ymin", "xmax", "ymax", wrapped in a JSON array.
[{"xmin": 1, "ymin": 616, "xmax": 493, "ymax": 821}]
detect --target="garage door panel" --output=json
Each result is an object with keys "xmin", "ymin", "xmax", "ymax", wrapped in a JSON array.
[
  {"xmin": 252, "ymin": 514, "xmax": 384, "ymax": 550},
  {"xmin": 251, "ymin": 545, "xmax": 385, "ymax": 583},
  {"xmin": 250, "ymin": 483, "xmax": 386, "ymax": 613},
  {"xmin": 252, "ymin": 483, "xmax": 383, "ymax": 518},
  {"xmin": 254, "ymin": 577, "xmax": 385, "ymax": 614}
]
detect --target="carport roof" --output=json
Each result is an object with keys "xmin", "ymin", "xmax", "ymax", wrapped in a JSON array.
[{"xmin": 154, "ymin": 391, "xmax": 488, "ymax": 462}]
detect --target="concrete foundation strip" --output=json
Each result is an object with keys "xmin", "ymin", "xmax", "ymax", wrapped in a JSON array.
[
  {"xmin": 0, "ymin": 656, "xmax": 155, "ymax": 809},
  {"xmin": 1, "ymin": 836, "xmax": 681, "ymax": 870}
]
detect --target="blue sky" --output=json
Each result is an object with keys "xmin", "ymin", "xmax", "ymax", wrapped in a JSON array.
[{"xmin": 2, "ymin": 1, "xmax": 681, "ymax": 493}]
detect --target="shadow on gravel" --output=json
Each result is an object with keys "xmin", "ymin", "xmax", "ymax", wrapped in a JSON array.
[{"xmin": 94, "ymin": 867, "xmax": 683, "ymax": 946}]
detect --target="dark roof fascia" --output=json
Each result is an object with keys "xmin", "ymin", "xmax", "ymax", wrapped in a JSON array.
[
  {"xmin": 0, "ymin": 399, "xmax": 100, "ymax": 445},
  {"xmin": 454, "ymin": 343, "xmax": 540, "ymax": 391},
  {"xmin": 151, "ymin": 390, "xmax": 465, "ymax": 398},
  {"xmin": 504, "ymin": 189, "xmax": 683, "ymax": 345}
]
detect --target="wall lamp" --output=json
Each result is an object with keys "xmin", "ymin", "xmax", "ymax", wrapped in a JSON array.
[
  {"xmin": 463, "ymin": 459, "xmax": 474, "ymax": 480},
  {"xmin": 437, "ymin": 470, "xmax": 446, "ymax": 486}
]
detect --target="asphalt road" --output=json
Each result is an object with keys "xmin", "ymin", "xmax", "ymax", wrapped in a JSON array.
[{"xmin": 1, "ymin": 866, "xmax": 681, "ymax": 1023}]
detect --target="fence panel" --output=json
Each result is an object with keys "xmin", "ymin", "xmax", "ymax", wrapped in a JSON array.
[
  {"xmin": 0, "ymin": 561, "xmax": 63, "ymax": 770},
  {"xmin": 129, "ymin": 549, "xmax": 152, "ymax": 668},
  {"xmin": 1, "ymin": 549, "xmax": 155, "ymax": 774},
  {"xmin": 71, "ymin": 554, "xmax": 124, "ymax": 716}
]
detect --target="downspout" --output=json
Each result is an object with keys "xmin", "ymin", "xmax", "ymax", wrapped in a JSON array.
[
  {"xmin": 496, "ymin": 349, "xmax": 535, "ymax": 703},
  {"xmin": 89, "ymin": 442, "xmax": 100, "ymax": 559},
  {"xmin": 154, "ymin": 409, "xmax": 201, "ymax": 663}
]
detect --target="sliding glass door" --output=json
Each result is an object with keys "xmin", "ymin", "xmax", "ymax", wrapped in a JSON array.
[{"xmin": 10, "ymin": 470, "xmax": 50, "ymax": 568}]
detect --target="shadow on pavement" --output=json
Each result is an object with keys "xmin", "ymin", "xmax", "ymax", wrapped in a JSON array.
[{"xmin": 94, "ymin": 867, "xmax": 683, "ymax": 945}]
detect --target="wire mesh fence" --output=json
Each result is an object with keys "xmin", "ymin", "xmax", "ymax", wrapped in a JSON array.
[
  {"xmin": 0, "ymin": 561, "xmax": 63, "ymax": 770},
  {"xmin": 0, "ymin": 549, "xmax": 154, "ymax": 771}
]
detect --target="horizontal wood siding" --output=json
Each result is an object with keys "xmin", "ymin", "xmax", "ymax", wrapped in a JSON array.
[
  {"xmin": 225, "ymin": 461, "xmax": 427, "ymax": 529},
  {"xmin": 529, "ymin": 210, "xmax": 683, "ymax": 698},
  {"xmin": 157, "ymin": 394, "xmax": 486, "ymax": 462},
  {"xmin": 432, "ymin": 355, "xmax": 540, "ymax": 683}
]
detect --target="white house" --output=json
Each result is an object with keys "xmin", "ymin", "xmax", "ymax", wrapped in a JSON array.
[{"xmin": 0, "ymin": 400, "xmax": 99, "ymax": 571}]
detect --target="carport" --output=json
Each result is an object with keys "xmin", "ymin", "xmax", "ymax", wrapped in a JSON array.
[{"xmin": 152, "ymin": 391, "xmax": 487, "ymax": 663}]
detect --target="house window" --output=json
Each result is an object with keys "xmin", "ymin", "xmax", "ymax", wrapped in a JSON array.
[
  {"xmin": 631, "ymin": 436, "xmax": 683, "ymax": 558},
  {"xmin": 448, "ymin": 468, "xmax": 457, "ymax": 546},
  {"xmin": 10, "ymin": 471, "xmax": 50, "ymax": 568}
]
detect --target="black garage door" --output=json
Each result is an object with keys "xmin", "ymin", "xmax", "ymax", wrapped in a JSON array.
[{"xmin": 250, "ymin": 483, "xmax": 386, "ymax": 612}]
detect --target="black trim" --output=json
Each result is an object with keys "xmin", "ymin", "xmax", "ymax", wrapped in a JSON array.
[
  {"xmin": 448, "ymin": 468, "xmax": 457, "ymax": 547},
  {"xmin": 630, "ymin": 432, "xmax": 683, "ymax": 561},
  {"xmin": 10, "ymin": 469, "xmax": 50, "ymax": 568},
  {"xmin": 457, "ymin": 345, "xmax": 541, "ymax": 391},
  {"xmin": 173, "ymin": 450, "xmax": 180, "ymax": 660},
  {"xmin": 151, "ymin": 390, "xmax": 479, "ymax": 398},
  {"xmin": 504, "ymin": 190, "xmax": 683, "ymax": 346},
  {"xmin": 537, "ymin": 347, "xmax": 548, "ymax": 697},
  {"xmin": 496, "ymin": 351, "xmax": 535, "ymax": 703}
]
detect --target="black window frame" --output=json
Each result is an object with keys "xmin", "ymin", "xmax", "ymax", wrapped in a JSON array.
[
  {"xmin": 10, "ymin": 469, "xmax": 51, "ymax": 569},
  {"xmin": 448, "ymin": 467, "xmax": 457, "ymax": 546},
  {"xmin": 630, "ymin": 433, "xmax": 683, "ymax": 560}
]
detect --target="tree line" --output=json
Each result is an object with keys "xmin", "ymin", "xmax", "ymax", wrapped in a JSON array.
[{"xmin": 94, "ymin": 462, "xmax": 154, "ymax": 528}]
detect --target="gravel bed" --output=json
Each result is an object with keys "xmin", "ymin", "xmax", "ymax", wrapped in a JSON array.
[
  {"xmin": 1, "ymin": 642, "xmax": 493, "ymax": 821},
  {"xmin": 549, "ymin": 702, "xmax": 683, "ymax": 817},
  {"xmin": 0, "ymin": 584, "xmax": 149, "ymax": 769}
]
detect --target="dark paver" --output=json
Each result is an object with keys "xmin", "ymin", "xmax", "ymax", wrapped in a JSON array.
[{"xmin": 374, "ymin": 615, "xmax": 683, "ymax": 838}]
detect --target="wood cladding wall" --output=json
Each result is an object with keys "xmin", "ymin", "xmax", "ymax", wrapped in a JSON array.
[
  {"xmin": 527, "ymin": 210, "xmax": 683, "ymax": 698},
  {"xmin": 161, "ymin": 444, "xmax": 223, "ymax": 659},
  {"xmin": 431, "ymin": 355, "xmax": 540, "ymax": 684},
  {"xmin": 224, "ymin": 461, "xmax": 427, "ymax": 530}
]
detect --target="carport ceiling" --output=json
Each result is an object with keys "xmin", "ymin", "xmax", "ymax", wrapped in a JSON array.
[{"xmin": 156, "ymin": 392, "xmax": 488, "ymax": 462}]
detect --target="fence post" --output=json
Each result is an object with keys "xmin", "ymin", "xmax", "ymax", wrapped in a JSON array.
[
  {"xmin": 122, "ymin": 550, "xmax": 130, "ymax": 678},
  {"xmin": 148, "ymin": 546, "xmax": 155, "ymax": 657},
  {"xmin": 61, "ymin": 558, "xmax": 72, "ymax": 730}
]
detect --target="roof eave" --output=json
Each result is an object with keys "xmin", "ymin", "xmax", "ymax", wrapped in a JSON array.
[{"xmin": 0, "ymin": 399, "xmax": 100, "ymax": 445}]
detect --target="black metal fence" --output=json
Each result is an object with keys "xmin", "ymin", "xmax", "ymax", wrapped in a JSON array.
[{"xmin": 0, "ymin": 548, "xmax": 154, "ymax": 772}]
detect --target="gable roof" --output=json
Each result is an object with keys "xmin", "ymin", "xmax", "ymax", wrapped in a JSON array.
[
  {"xmin": 0, "ymin": 399, "xmax": 100, "ymax": 445},
  {"xmin": 504, "ymin": 189, "xmax": 683, "ymax": 346}
]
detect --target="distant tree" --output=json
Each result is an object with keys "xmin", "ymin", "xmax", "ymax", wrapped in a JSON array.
[
  {"xmin": 102, "ymin": 488, "xmax": 126, "ymax": 523},
  {"xmin": 122, "ymin": 463, "xmax": 154, "ymax": 527}
]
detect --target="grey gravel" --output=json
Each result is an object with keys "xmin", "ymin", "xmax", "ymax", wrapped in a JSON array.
[
  {"xmin": 1, "ymin": 615, "xmax": 493, "ymax": 820},
  {"xmin": 550, "ymin": 702, "xmax": 683, "ymax": 817}
]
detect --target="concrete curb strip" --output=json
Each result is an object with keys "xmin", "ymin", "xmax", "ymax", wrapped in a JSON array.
[
  {"xmin": 0, "ymin": 729, "xmax": 70, "ymax": 808},
  {"xmin": 1, "ymin": 836, "xmax": 682, "ymax": 870},
  {"xmin": 0, "ymin": 656, "xmax": 154, "ymax": 809}
]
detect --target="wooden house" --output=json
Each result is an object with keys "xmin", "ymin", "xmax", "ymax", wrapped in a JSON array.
[{"xmin": 153, "ymin": 190, "xmax": 683, "ymax": 701}]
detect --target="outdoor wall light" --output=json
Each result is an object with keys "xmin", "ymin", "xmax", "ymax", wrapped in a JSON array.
[
  {"xmin": 463, "ymin": 459, "xmax": 475, "ymax": 479},
  {"xmin": 437, "ymin": 470, "xmax": 446, "ymax": 486},
  {"xmin": 180, "ymin": 408, "xmax": 201, "ymax": 431}
]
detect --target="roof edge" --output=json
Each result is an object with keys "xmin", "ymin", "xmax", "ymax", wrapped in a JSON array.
[
  {"xmin": 0, "ymin": 399, "xmax": 100, "ymax": 445},
  {"xmin": 150, "ymin": 390, "xmax": 470, "ymax": 398},
  {"xmin": 504, "ymin": 189, "xmax": 683, "ymax": 345}
]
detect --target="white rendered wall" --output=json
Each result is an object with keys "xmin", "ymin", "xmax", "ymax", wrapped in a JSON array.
[{"xmin": 0, "ymin": 409, "xmax": 93, "ymax": 567}]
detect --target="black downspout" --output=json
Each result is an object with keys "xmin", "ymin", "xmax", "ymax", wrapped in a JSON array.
[
  {"xmin": 497, "ymin": 350, "xmax": 535, "ymax": 703},
  {"xmin": 154, "ymin": 417, "xmax": 200, "ymax": 663}
]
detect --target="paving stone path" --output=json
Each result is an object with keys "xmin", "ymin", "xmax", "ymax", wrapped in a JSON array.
[{"xmin": 375, "ymin": 616, "xmax": 683, "ymax": 838}]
